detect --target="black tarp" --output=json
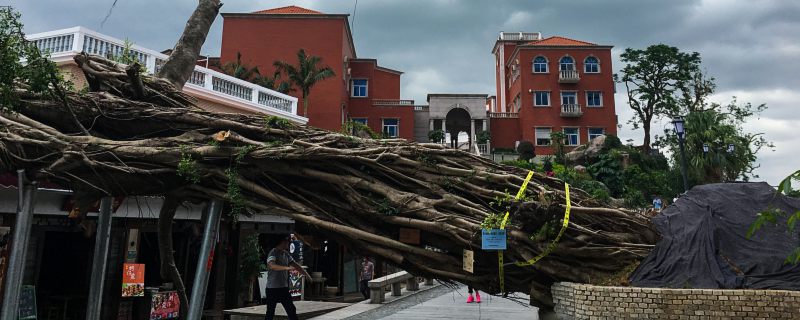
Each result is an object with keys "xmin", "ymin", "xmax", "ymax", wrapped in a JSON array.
[{"xmin": 630, "ymin": 182, "xmax": 800, "ymax": 290}]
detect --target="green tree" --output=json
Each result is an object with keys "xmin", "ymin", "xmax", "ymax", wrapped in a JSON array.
[
  {"xmin": 0, "ymin": 7, "xmax": 64, "ymax": 112},
  {"xmin": 274, "ymin": 49, "xmax": 335, "ymax": 118},
  {"xmin": 617, "ymin": 44, "xmax": 701, "ymax": 152},
  {"xmin": 217, "ymin": 52, "xmax": 292, "ymax": 94}
]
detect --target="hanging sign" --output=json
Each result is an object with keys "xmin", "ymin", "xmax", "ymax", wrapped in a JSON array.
[
  {"xmin": 463, "ymin": 249, "xmax": 474, "ymax": 273},
  {"xmin": 481, "ymin": 229, "xmax": 507, "ymax": 250},
  {"xmin": 149, "ymin": 291, "xmax": 180, "ymax": 320},
  {"xmin": 122, "ymin": 263, "xmax": 145, "ymax": 297},
  {"xmin": 398, "ymin": 228, "xmax": 421, "ymax": 245}
]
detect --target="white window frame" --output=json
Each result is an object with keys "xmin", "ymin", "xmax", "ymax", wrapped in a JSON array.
[
  {"xmin": 533, "ymin": 91, "xmax": 550, "ymax": 107},
  {"xmin": 563, "ymin": 127, "xmax": 580, "ymax": 146},
  {"xmin": 351, "ymin": 79, "xmax": 368, "ymax": 98},
  {"xmin": 586, "ymin": 91, "xmax": 603, "ymax": 107},
  {"xmin": 382, "ymin": 118, "xmax": 399, "ymax": 138},
  {"xmin": 559, "ymin": 56, "xmax": 575, "ymax": 71},
  {"xmin": 588, "ymin": 128, "xmax": 605, "ymax": 141},
  {"xmin": 584, "ymin": 56, "xmax": 600, "ymax": 73},
  {"xmin": 535, "ymin": 127, "xmax": 552, "ymax": 146},
  {"xmin": 532, "ymin": 56, "xmax": 548, "ymax": 73},
  {"xmin": 560, "ymin": 91, "xmax": 578, "ymax": 106}
]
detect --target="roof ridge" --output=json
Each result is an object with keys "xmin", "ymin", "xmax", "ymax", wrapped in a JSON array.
[
  {"xmin": 252, "ymin": 5, "xmax": 323, "ymax": 15},
  {"xmin": 526, "ymin": 36, "xmax": 597, "ymax": 46}
]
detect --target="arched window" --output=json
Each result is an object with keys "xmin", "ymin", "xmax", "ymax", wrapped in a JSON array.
[
  {"xmin": 559, "ymin": 56, "xmax": 575, "ymax": 71},
  {"xmin": 533, "ymin": 56, "xmax": 548, "ymax": 73},
  {"xmin": 584, "ymin": 56, "xmax": 599, "ymax": 73}
]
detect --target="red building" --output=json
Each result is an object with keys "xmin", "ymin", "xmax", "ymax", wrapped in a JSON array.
[
  {"xmin": 220, "ymin": 6, "xmax": 414, "ymax": 139},
  {"xmin": 491, "ymin": 32, "xmax": 618, "ymax": 154}
]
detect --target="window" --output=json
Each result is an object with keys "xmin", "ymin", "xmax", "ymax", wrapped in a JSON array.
[
  {"xmin": 350, "ymin": 118, "xmax": 368, "ymax": 124},
  {"xmin": 564, "ymin": 128, "xmax": 579, "ymax": 146},
  {"xmin": 351, "ymin": 79, "xmax": 368, "ymax": 97},
  {"xmin": 584, "ymin": 56, "xmax": 599, "ymax": 73},
  {"xmin": 588, "ymin": 128, "xmax": 604, "ymax": 141},
  {"xmin": 535, "ymin": 127, "xmax": 552, "ymax": 146},
  {"xmin": 382, "ymin": 118, "xmax": 399, "ymax": 138},
  {"xmin": 559, "ymin": 56, "xmax": 575, "ymax": 71},
  {"xmin": 534, "ymin": 91, "xmax": 550, "ymax": 106},
  {"xmin": 533, "ymin": 56, "xmax": 548, "ymax": 73},
  {"xmin": 586, "ymin": 91, "xmax": 602, "ymax": 107},
  {"xmin": 561, "ymin": 92, "xmax": 577, "ymax": 105}
]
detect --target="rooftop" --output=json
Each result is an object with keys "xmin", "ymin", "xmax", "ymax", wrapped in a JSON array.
[
  {"xmin": 526, "ymin": 36, "xmax": 596, "ymax": 46},
  {"xmin": 252, "ymin": 5, "xmax": 322, "ymax": 15}
]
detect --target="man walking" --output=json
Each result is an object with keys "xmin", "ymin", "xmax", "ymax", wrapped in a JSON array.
[
  {"xmin": 359, "ymin": 256, "xmax": 375, "ymax": 300},
  {"xmin": 265, "ymin": 235, "xmax": 311, "ymax": 320}
]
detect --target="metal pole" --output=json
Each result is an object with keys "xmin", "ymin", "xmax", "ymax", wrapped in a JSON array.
[
  {"xmin": 678, "ymin": 135, "xmax": 690, "ymax": 192},
  {"xmin": 0, "ymin": 170, "xmax": 38, "ymax": 320},
  {"xmin": 186, "ymin": 200, "xmax": 222, "ymax": 320},
  {"xmin": 86, "ymin": 197, "xmax": 114, "ymax": 320}
]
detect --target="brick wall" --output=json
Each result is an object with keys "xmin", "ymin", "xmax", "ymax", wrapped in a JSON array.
[{"xmin": 551, "ymin": 282, "xmax": 800, "ymax": 320}]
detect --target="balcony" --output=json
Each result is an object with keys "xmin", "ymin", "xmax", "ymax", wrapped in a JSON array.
[
  {"xmin": 559, "ymin": 70, "xmax": 580, "ymax": 83},
  {"xmin": 27, "ymin": 27, "xmax": 304, "ymax": 124},
  {"xmin": 489, "ymin": 112, "xmax": 519, "ymax": 118},
  {"xmin": 560, "ymin": 104, "xmax": 583, "ymax": 117},
  {"xmin": 372, "ymin": 99, "xmax": 415, "ymax": 106}
]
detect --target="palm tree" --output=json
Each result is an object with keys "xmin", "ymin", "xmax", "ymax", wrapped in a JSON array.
[
  {"xmin": 274, "ymin": 49, "xmax": 335, "ymax": 117},
  {"xmin": 216, "ymin": 52, "xmax": 293, "ymax": 94},
  {"xmin": 218, "ymin": 52, "xmax": 259, "ymax": 81}
]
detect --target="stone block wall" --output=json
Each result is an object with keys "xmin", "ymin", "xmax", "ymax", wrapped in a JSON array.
[{"xmin": 551, "ymin": 282, "xmax": 800, "ymax": 319}]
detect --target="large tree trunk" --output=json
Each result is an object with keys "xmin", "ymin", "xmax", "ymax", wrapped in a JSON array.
[
  {"xmin": 157, "ymin": 0, "xmax": 222, "ymax": 90},
  {"xmin": 0, "ymin": 54, "xmax": 658, "ymax": 308},
  {"xmin": 158, "ymin": 195, "xmax": 190, "ymax": 316}
]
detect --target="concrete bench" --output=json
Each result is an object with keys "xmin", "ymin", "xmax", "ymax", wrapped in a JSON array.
[{"xmin": 367, "ymin": 271, "xmax": 423, "ymax": 303}]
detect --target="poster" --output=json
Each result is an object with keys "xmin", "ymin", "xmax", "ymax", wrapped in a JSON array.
[
  {"xmin": 19, "ymin": 285, "xmax": 37, "ymax": 320},
  {"xmin": 0, "ymin": 227, "xmax": 10, "ymax": 296},
  {"xmin": 463, "ymin": 249, "xmax": 474, "ymax": 273},
  {"xmin": 149, "ymin": 291, "xmax": 179, "ymax": 320},
  {"xmin": 122, "ymin": 263, "xmax": 145, "ymax": 297},
  {"xmin": 481, "ymin": 229, "xmax": 507, "ymax": 250}
]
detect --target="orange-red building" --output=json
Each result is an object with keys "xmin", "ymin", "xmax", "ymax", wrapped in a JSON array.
[
  {"xmin": 220, "ymin": 6, "xmax": 415, "ymax": 139},
  {"xmin": 491, "ymin": 32, "xmax": 618, "ymax": 154}
]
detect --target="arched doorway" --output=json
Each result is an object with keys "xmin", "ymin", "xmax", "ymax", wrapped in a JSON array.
[{"xmin": 445, "ymin": 107, "xmax": 471, "ymax": 149}]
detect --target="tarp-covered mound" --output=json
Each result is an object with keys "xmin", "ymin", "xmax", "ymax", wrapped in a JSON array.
[{"xmin": 630, "ymin": 182, "xmax": 800, "ymax": 290}]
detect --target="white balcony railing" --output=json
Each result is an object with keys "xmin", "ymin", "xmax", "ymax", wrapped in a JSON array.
[
  {"xmin": 561, "ymin": 104, "xmax": 583, "ymax": 117},
  {"xmin": 559, "ymin": 70, "xmax": 580, "ymax": 83},
  {"xmin": 489, "ymin": 112, "xmax": 519, "ymax": 118},
  {"xmin": 372, "ymin": 99, "xmax": 414, "ymax": 106},
  {"xmin": 26, "ymin": 26, "xmax": 303, "ymax": 123}
]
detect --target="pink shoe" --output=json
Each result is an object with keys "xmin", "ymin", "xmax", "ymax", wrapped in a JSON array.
[
  {"xmin": 476, "ymin": 292, "xmax": 481, "ymax": 303},
  {"xmin": 466, "ymin": 295, "xmax": 474, "ymax": 303}
]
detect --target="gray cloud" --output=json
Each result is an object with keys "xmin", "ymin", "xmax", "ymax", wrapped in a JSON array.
[{"xmin": 7, "ymin": 0, "xmax": 798, "ymax": 184}]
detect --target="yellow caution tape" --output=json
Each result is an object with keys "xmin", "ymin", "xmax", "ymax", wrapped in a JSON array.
[
  {"xmin": 498, "ymin": 170, "xmax": 534, "ymax": 293},
  {"xmin": 514, "ymin": 182, "xmax": 571, "ymax": 267}
]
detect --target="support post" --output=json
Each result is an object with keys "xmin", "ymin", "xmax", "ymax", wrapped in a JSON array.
[
  {"xmin": 0, "ymin": 171, "xmax": 38, "ymax": 320},
  {"xmin": 425, "ymin": 278, "xmax": 434, "ymax": 286},
  {"xmin": 186, "ymin": 200, "xmax": 223, "ymax": 320},
  {"xmin": 429, "ymin": 119, "xmax": 434, "ymax": 131},
  {"xmin": 470, "ymin": 119, "xmax": 476, "ymax": 152},
  {"xmin": 86, "ymin": 197, "xmax": 114, "ymax": 320}
]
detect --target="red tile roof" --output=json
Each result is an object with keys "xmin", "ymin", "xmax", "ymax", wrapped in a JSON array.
[
  {"xmin": 252, "ymin": 5, "xmax": 322, "ymax": 15},
  {"xmin": 527, "ymin": 36, "xmax": 596, "ymax": 46}
]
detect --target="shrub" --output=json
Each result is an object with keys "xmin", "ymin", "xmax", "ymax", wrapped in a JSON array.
[
  {"xmin": 516, "ymin": 140, "xmax": 535, "ymax": 161},
  {"xmin": 428, "ymin": 130, "xmax": 445, "ymax": 143}
]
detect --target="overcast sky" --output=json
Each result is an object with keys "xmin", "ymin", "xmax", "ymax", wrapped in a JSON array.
[{"xmin": 9, "ymin": 0, "xmax": 800, "ymax": 185}]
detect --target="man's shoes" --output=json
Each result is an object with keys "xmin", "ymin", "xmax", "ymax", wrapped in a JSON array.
[
  {"xmin": 475, "ymin": 292, "xmax": 481, "ymax": 303},
  {"xmin": 466, "ymin": 295, "xmax": 474, "ymax": 303}
]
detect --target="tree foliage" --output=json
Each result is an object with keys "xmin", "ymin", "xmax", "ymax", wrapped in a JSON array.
[
  {"xmin": 618, "ymin": 44, "xmax": 701, "ymax": 151},
  {"xmin": 516, "ymin": 140, "xmax": 535, "ymax": 161},
  {"xmin": 274, "ymin": 49, "xmax": 335, "ymax": 117},
  {"xmin": 747, "ymin": 170, "xmax": 800, "ymax": 265},
  {"xmin": 217, "ymin": 52, "xmax": 292, "ymax": 94}
]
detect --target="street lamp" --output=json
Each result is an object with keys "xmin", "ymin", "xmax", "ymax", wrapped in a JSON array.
[
  {"xmin": 727, "ymin": 143, "xmax": 735, "ymax": 154},
  {"xmin": 672, "ymin": 117, "xmax": 689, "ymax": 192},
  {"xmin": 702, "ymin": 143, "xmax": 709, "ymax": 154}
]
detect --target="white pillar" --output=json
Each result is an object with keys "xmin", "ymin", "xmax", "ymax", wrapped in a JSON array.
[
  {"xmin": 482, "ymin": 119, "xmax": 487, "ymax": 132},
  {"xmin": 442, "ymin": 120, "xmax": 446, "ymax": 133},
  {"xmin": 429, "ymin": 119, "xmax": 434, "ymax": 131},
  {"xmin": 470, "ymin": 119, "xmax": 476, "ymax": 151}
]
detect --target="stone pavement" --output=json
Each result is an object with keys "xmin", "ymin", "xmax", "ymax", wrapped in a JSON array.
[{"xmin": 376, "ymin": 285, "xmax": 539, "ymax": 320}]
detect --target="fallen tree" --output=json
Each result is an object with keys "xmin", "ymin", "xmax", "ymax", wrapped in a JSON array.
[{"xmin": 0, "ymin": 2, "xmax": 657, "ymax": 310}]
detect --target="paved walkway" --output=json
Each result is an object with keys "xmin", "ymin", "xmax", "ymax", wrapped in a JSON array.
[{"xmin": 377, "ymin": 285, "xmax": 539, "ymax": 320}]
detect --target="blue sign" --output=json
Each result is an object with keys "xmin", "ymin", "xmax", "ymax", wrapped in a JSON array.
[{"xmin": 481, "ymin": 229, "xmax": 507, "ymax": 250}]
